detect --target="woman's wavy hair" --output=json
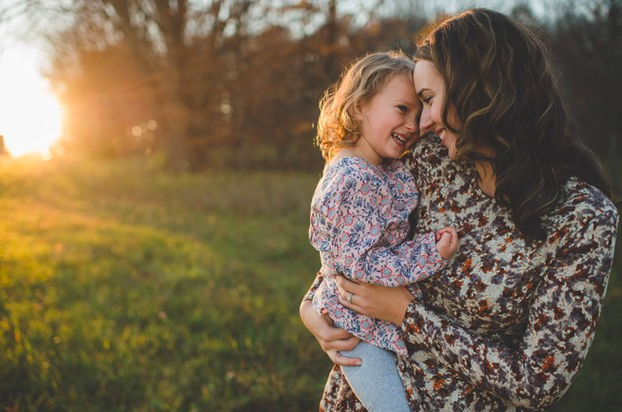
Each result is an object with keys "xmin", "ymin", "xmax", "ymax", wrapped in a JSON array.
[
  {"xmin": 414, "ymin": 8, "xmax": 611, "ymax": 240},
  {"xmin": 315, "ymin": 51, "xmax": 416, "ymax": 162}
]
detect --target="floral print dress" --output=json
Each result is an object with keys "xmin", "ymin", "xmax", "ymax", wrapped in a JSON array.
[
  {"xmin": 304, "ymin": 136, "xmax": 618, "ymax": 411},
  {"xmin": 309, "ymin": 156, "xmax": 445, "ymax": 355}
]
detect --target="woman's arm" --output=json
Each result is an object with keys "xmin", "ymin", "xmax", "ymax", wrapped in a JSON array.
[
  {"xmin": 335, "ymin": 276, "xmax": 415, "ymax": 325},
  {"xmin": 340, "ymin": 204, "xmax": 618, "ymax": 410},
  {"xmin": 299, "ymin": 298, "xmax": 361, "ymax": 366},
  {"xmin": 404, "ymin": 207, "xmax": 617, "ymax": 409}
]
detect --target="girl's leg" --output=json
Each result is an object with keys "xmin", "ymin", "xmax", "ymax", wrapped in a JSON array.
[{"xmin": 341, "ymin": 341, "xmax": 410, "ymax": 412}]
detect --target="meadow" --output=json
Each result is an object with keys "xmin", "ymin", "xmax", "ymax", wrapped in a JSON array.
[{"xmin": 0, "ymin": 156, "xmax": 620, "ymax": 411}]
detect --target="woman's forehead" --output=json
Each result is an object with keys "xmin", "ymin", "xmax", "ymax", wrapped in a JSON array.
[{"xmin": 413, "ymin": 61, "xmax": 443, "ymax": 95}]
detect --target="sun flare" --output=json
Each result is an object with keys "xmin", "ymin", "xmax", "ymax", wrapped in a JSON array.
[{"xmin": 0, "ymin": 48, "xmax": 63, "ymax": 158}]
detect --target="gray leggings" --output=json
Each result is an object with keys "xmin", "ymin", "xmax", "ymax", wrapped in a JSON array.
[{"xmin": 341, "ymin": 341, "xmax": 411, "ymax": 412}]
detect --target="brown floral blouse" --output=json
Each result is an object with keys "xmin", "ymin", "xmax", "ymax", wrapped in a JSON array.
[{"xmin": 304, "ymin": 136, "xmax": 619, "ymax": 411}]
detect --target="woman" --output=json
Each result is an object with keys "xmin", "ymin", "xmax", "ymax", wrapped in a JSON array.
[{"xmin": 300, "ymin": 8, "xmax": 618, "ymax": 411}]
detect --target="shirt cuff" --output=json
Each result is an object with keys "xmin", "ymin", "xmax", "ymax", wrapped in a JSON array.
[
  {"xmin": 424, "ymin": 231, "xmax": 447, "ymax": 271},
  {"xmin": 302, "ymin": 272, "xmax": 324, "ymax": 302},
  {"xmin": 401, "ymin": 299, "xmax": 431, "ymax": 347}
]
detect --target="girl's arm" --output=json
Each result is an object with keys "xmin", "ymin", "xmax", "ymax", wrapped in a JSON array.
[
  {"xmin": 336, "ymin": 225, "xmax": 446, "ymax": 287},
  {"xmin": 311, "ymin": 164, "xmax": 447, "ymax": 287}
]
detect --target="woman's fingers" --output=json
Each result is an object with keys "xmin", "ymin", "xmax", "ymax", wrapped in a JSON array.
[
  {"xmin": 334, "ymin": 275, "xmax": 415, "ymax": 324},
  {"xmin": 300, "ymin": 300, "xmax": 361, "ymax": 353},
  {"xmin": 338, "ymin": 292, "xmax": 359, "ymax": 312},
  {"xmin": 319, "ymin": 319, "xmax": 356, "ymax": 343},
  {"xmin": 298, "ymin": 291, "xmax": 364, "ymax": 365},
  {"xmin": 321, "ymin": 335, "xmax": 360, "ymax": 352},
  {"xmin": 300, "ymin": 300, "xmax": 337, "ymax": 341},
  {"xmin": 335, "ymin": 275, "xmax": 362, "ymax": 297},
  {"xmin": 337, "ymin": 283, "xmax": 373, "ymax": 318},
  {"xmin": 335, "ymin": 275, "xmax": 369, "ymax": 313},
  {"xmin": 327, "ymin": 349, "xmax": 362, "ymax": 366}
]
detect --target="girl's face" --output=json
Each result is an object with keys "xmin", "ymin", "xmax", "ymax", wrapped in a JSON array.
[
  {"xmin": 414, "ymin": 60, "xmax": 460, "ymax": 159},
  {"xmin": 354, "ymin": 73, "xmax": 420, "ymax": 165}
]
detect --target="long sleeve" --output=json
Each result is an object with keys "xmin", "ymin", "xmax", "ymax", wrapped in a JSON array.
[
  {"xmin": 310, "ymin": 158, "xmax": 445, "ymax": 288},
  {"xmin": 401, "ymin": 202, "xmax": 618, "ymax": 410},
  {"xmin": 334, "ymin": 220, "xmax": 444, "ymax": 287}
]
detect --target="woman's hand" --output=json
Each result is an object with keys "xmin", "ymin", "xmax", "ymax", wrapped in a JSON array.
[
  {"xmin": 336, "ymin": 275, "xmax": 415, "ymax": 325},
  {"xmin": 299, "ymin": 300, "xmax": 362, "ymax": 366}
]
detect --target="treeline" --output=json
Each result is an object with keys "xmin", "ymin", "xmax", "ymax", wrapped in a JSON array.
[{"xmin": 4, "ymin": 1, "xmax": 621, "ymax": 174}]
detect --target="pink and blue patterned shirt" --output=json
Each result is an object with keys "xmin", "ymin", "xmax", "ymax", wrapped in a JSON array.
[{"xmin": 309, "ymin": 156, "xmax": 445, "ymax": 355}]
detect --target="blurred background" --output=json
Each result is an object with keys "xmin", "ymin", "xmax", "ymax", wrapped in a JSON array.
[{"xmin": 0, "ymin": 0, "xmax": 620, "ymax": 411}]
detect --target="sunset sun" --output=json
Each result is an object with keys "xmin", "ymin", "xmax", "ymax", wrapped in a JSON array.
[{"xmin": 0, "ymin": 48, "xmax": 62, "ymax": 158}]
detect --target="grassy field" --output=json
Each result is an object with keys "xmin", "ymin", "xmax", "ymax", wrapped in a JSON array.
[{"xmin": 0, "ymin": 156, "xmax": 620, "ymax": 411}]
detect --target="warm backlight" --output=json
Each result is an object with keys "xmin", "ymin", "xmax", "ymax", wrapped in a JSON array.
[{"xmin": 0, "ymin": 48, "xmax": 62, "ymax": 158}]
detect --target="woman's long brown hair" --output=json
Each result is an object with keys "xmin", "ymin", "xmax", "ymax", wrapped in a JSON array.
[{"xmin": 415, "ymin": 8, "xmax": 611, "ymax": 240}]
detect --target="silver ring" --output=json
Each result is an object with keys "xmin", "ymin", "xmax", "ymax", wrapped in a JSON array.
[{"xmin": 347, "ymin": 292, "xmax": 353, "ymax": 304}]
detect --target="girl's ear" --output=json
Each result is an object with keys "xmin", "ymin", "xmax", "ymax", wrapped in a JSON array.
[{"xmin": 350, "ymin": 101, "xmax": 364, "ymax": 121}]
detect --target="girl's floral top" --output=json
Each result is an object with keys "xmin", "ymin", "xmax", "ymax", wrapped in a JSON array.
[
  {"xmin": 309, "ymin": 156, "xmax": 445, "ymax": 355},
  {"xmin": 304, "ymin": 136, "xmax": 618, "ymax": 411}
]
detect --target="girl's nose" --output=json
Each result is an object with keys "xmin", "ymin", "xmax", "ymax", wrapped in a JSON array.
[{"xmin": 405, "ymin": 116, "xmax": 418, "ymax": 134}]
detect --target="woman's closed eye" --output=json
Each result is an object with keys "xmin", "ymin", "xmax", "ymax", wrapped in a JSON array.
[{"xmin": 421, "ymin": 96, "xmax": 433, "ymax": 105}]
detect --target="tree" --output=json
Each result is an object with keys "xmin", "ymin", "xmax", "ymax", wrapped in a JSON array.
[
  {"xmin": 2, "ymin": 0, "xmax": 258, "ymax": 170},
  {"xmin": 547, "ymin": 0, "xmax": 622, "ymax": 192}
]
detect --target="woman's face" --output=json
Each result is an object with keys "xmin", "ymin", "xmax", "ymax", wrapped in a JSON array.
[{"xmin": 413, "ymin": 60, "xmax": 460, "ymax": 159}]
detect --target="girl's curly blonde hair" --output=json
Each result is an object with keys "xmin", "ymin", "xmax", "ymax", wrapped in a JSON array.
[{"xmin": 315, "ymin": 51, "xmax": 416, "ymax": 162}]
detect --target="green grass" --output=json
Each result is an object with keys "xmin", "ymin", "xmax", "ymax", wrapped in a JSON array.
[
  {"xmin": 0, "ymin": 156, "xmax": 328, "ymax": 411},
  {"xmin": 0, "ymin": 156, "xmax": 620, "ymax": 411}
]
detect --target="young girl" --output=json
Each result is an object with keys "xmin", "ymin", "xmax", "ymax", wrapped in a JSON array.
[{"xmin": 309, "ymin": 51, "xmax": 459, "ymax": 412}]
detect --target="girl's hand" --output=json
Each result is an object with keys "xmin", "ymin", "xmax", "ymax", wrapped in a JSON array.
[
  {"xmin": 335, "ymin": 276, "xmax": 415, "ymax": 325},
  {"xmin": 435, "ymin": 226, "xmax": 459, "ymax": 260},
  {"xmin": 299, "ymin": 300, "xmax": 362, "ymax": 366}
]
